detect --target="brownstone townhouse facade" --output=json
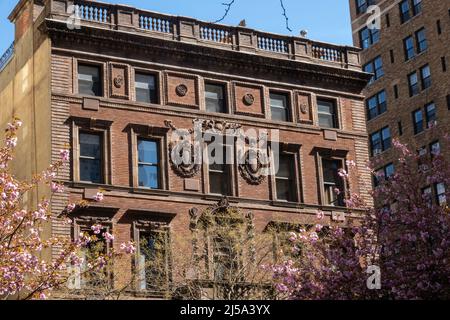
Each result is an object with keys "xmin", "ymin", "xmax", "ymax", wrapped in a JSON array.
[
  {"xmin": 349, "ymin": 0, "xmax": 449, "ymax": 205},
  {"xmin": 0, "ymin": 0, "xmax": 372, "ymax": 297}
]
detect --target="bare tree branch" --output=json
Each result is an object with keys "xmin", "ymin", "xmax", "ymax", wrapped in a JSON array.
[
  {"xmin": 279, "ymin": 0, "xmax": 293, "ymax": 32},
  {"xmin": 213, "ymin": 0, "xmax": 236, "ymax": 24}
]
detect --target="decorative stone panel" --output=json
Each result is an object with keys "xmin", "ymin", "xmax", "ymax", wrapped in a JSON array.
[
  {"xmin": 296, "ymin": 91, "xmax": 313, "ymax": 124},
  {"xmin": 109, "ymin": 63, "xmax": 130, "ymax": 100},
  {"xmin": 233, "ymin": 82, "xmax": 265, "ymax": 117},
  {"xmin": 165, "ymin": 72, "xmax": 200, "ymax": 108}
]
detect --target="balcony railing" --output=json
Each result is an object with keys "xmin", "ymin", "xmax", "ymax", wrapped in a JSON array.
[
  {"xmin": 54, "ymin": 1, "xmax": 361, "ymax": 70},
  {"xmin": 0, "ymin": 42, "xmax": 14, "ymax": 72}
]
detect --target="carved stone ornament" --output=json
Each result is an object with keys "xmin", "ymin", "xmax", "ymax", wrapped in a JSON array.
[
  {"xmin": 300, "ymin": 103, "xmax": 308, "ymax": 114},
  {"xmin": 175, "ymin": 84, "xmax": 188, "ymax": 97},
  {"xmin": 243, "ymin": 93, "xmax": 255, "ymax": 106},
  {"xmin": 195, "ymin": 119, "xmax": 242, "ymax": 135},
  {"xmin": 238, "ymin": 150, "xmax": 269, "ymax": 185},
  {"xmin": 169, "ymin": 139, "xmax": 201, "ymax": 178},
  {"xmin": 113, "ymin": 75, "xmax": 124, "ymax": 88}
]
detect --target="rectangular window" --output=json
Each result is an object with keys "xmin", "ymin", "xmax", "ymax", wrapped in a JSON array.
[
  {"xmin": 79, "ymin": 132, "xmax": 103, "ymax": 183},
  {"xmin": 390, "ymin": 49, "xmax": 395, "ymax": 63},
  {"xmin": 359, "ymin": 27, "xmax": 379, "ymax": 49},
  {"xmin": 400, "ymin": 0, "xmax": 411, "ymax": 23},
  {"xmin": 78, "ymin": 64, "xmax": 102, "ymax": 97},
  {"xmin": 413, "ymin": 109, "xmax": 424, "ymax": 134},
  {"xmin": 317, "ymin": 99, "xmax": 338, "ymax": 128},
  {"xmin": 447, "ymin": 94, "xmax": 450, "ymax": 110},
  {"xmin": 205, "ymin": 83, "xmax": 226, "ymax": 113},
  {"xmin": 412, "ymin": 0, "xmax": 422, "ymax": 16},
  {"xmin": 415, "ymin": 28, "xmax": 427, "ymax": 53},
  {"xmin": 404, "ymin": 36, "xmax": 415, "ymax": 61},
  {"xmin": 394, "ymin": 85, "xmax": 399, "ymax": 99},
  {"xmin": 137, "ymin": 139, "xmax": 160, "ymax": 189},
  {"xmin": 374, "ymin": 56, "xmax": 384, "ymax": 80},
  {"xmin": 435, "ymin": 183, "xmax": 447, "ymax": 206},
  {"xmin": 275, "ymin": 154, "xmax": 297, "ymax": 202},
  {"xmin": 430, "ymin": 141, "xmax": 441, "ymax": 157},
  {"xmin": 442, "ymin": 57, "xmax": 447, "ymax": 72},
  {"xmin": 356, "ymin": 0, "xmax": 368, "ymax": 14},
  {"xmin": 437, "ymin": 20, "xmax": 442, "ymax": 35},
  {"xmin": 366, "ymin": 90, "xmax": 387, "ymax": 120},
  {"xmin": 209, "ymin": 145, "xmax": 231, "ymax": 196},
  {"xmin": 408, "ymin": 72, "xmax": 419, "ymax": 96},
  {"xmin": 270, "ymin": 93, "xmax": 290, "ymax": 122},
  {"xmin": 425, "ymin": 102, "xmax": 436, "ymax": 128},
  {"xmin": 135, "ymin": 73, "xmax": 157, "ymax": 104},
  {"xmin": 374, "ymin": 163, "xmax": 394, "ymax": 187},
  {"xmin": 386, "ymin": 14, "xmax": 390, "ymax": 27},
  {"xmin": 322, "ymin": 159, "xmax": 344, "ymax": 206},
  {"xmin": 370, "ymin": 127, "xmax": 391, "ymax": 156},
  {"xmin": 420, "ymin": 64, "xmax": 431, "ymax": 90},
  {"xmin": 398, "ymin": 121, "xmax": 403, "ymax": 136}
]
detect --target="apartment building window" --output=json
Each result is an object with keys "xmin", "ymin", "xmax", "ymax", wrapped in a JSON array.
[
  {"xmin": 135, "ymin": 73, "xmax": 157, "ymax": 104},
  {"xmin": 317, "ymin": 99, "xmax": 338, "ymax": 128},
  {"xmin": 78, "ymin": 64, "xmax": 102, "ymax": 97},
  {"xmin": 420, "ymin": 64, "xmax": 431, "ymax": 89},
  {"xmin": 403, "ymin": 36, "xmax": 415, "ymax": 61},
  {"xmin": 138, "ymin": 139, "xmax": 161, "ymax": 189},
  {"xmin": 275, "ymin": 154, "xmax": 297, "ymax": 202},
  {"xmin": 360, "ymin": 26, "xmax": 379, "ymax": 49},
  {"xmin": 270, "ymin": 93, "xmax": 290, "ymax": 122},
  {"xmin": 374, "ymin": 163, "xmax": 395, "ymax": 187},
  {"xmin": 370, "ymin": 127, "xmax": 391, "ymax": 156},
  {"xmin": 435, "ymin": 183, "xmax": 447, "ymax": 206},
  {"xmin": 208, "ymin": 145, "xmax": 231, "ymax": 196},
  {"xmin": 408, "ymin": 72, "xmax": 419, "ymax": 96},
  {"xmin": 79, "ymin": 132, "xmax": 103, "ymax": 184},
  {"xmin": 366, "ymin": 90, "xmax": 387, "ymax": 120},
  {"xmin": 364, "ymin": 56, "xmax": 384, "ymax": 83},
  {"xmin": 321, "ymin": 159, "xmax": 345, "ymax": 206},
  {"xmin": 415, "ymin": 28, "xmax": 427, "ymax": 53},
  {"xmin": 400, "ymin": 0, "xmax": 411, "ymax": 23},
  {"xmin": 412, "ymin": 0, "xmax": 422, "ymax": 16},
  {"xmin": 413, "ymin": 109, "xmax": 424, "ymax": 134},
  {"xmin": 356, "ymin": 0, "xmax": 376, "ymax": 14},
  {"xmin": 205, "ymin": 83, "xmax": 226, "ymax": 113},
  {"xmin": 425, "ymin": 103, "xmax": 437, "ymax": 128},
  {"xmin": 430, "ymin": 141, "xmax": 441, "ymax": 156}
]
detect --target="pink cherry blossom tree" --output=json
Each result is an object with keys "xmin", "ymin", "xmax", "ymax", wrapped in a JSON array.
[
  {"xmin": 273, "ymin": 138, "xmax": 450, "ymax": 300},
  {"xmin": 0, "ymin": 119, "xmax": 135, "ymax": 299}
]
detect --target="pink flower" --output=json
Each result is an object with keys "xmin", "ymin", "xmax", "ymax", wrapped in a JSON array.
[
  {"xmin": 51, "ymin": 182, "xmax": 64, "ymax": 193},
  {"xmin": 316, "ymin": 210, "xmax": 325, "ymax": 220},
  {"xmin": 39, "ymin": 292, "xmax": 47, "ymax": 300},
  {"xmin": 91, "ymin": 224, "xmax": 102, "ymax": 235},
  {"xmin": 102, "ymin": 232, "xmax": 114, "ymax": 242},
  {"xmin": 94, "ymin": 192, "xmax": 104, "ymax": 202},
  {"xmin": 66, "ymin": 203, "xmax": 76, "ymax": 213},
  {"xmin": 120, "ymin": 242, "xmax": 136, "ymax": 254},
  {"xmin": 60, "ymin": 149, "xmax": 70, "ymax": 162}
]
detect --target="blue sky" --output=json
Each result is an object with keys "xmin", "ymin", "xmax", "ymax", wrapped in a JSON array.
[{"xmin": 0, "ymin": 0, "xmax": 353, "ymax": 55}]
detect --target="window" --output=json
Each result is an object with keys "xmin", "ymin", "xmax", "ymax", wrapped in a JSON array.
[
  {"xmin": 404, "ymin": 36, "xmax": 415, "ymax": 61},
  {"xmin": 447, "ymin": 94, "xmax": 450, "ymax": 110},
  {"xmin": 135, "ymin": 73, "xmax": 157, "ymax": 104},
  {"xmin": 430, "ymin": 141, "xmax": 441, "ymax": 157},
  {"xmin": 400, "ymin": 0, "xmax": 411, "ymax": 23},
  {"xmin": 79, "ymin": 132, "xmax": 103, "ymax": 183},
  {"xmin": 435, "ymin": 183, "xmax": 447, "ymax": 206},
  {"xmin": 394, "ymin": 84, "xmax": 399, "ymax": 99},
  {"xmin": 275, "ymin": 154, "xmax": 297, "ymax": 202},
  {"xmin": 374, "ymin": 163, "xmax": 394, "ymax": 187},
  {"xmin": 205, "ymin": 83, "xmax": 226, "ymax": 113},
  {"xmin": 420, "ymin": 64, "xmax": 431, "ymax": 89},
  {"xmin": 270, "ymin": 93, "xmax": 290, "ymax": 122},
  {"xmin": 412, "ymin": 0, "xmax": 422, "ymax": 16},
  {"xmin": 78, "ymin": 64, "xmax": 102, "ymax": 96},
  {"xmin": 398, "ymin": 121, "xmax": 403, "ymax": 136},
  {"xmin": 137, "ymin": 229, "xmax": 170, "ymax": 292},
  {"xmin": 137, "ymin": 139, "xmax": 160, "ymax": 189},
  {"xmin": 360, "ymin": 26, "xmax": 379, "ymax": 49},
  {"xmin": 366, "ymin": 90, "xmax": 387, "ymax": 120},
  {"xmin": 370, "ymin": 127, "xmax": 391, "ymax": 156},
  {"xmin": 386, "ymin": 14, "xmax": 390, "ymax": 27},
  {"xmin": 413, "ymin": 109, "xmax": 424, "ymax": 134},
  {"xmin": 442, "ymin": 57, "xmax": 447, "ymax": 72},
  {"xmin": 415, "ymin": 28, "xmax": 427, "ymax": 53},
  {"xmin": 425, "ymin": 103, "xmax": 436, "ymax": 128},
  {"xmin": 356, "ymin": 0, "xmax": 375, "ymax": 14},
  {"xmin": 437, "ymin": 20, "xmax": 442, "ymax": 35},
  {"xmin": 317, "ymin": 99, "xmax": 338, "ymax": 128},
  {"xmin": 208, "ymin": 145, "xmax": 231, "ymax": 195},
  {"xmin": 408, "ymin": 72, "xmax": 419, "ymax": 96},
  {"xmin": 364, "ymin": 56, "xmax": 384, "ymax": 83},
  {"xmin": 322, "ymin": 159, "xmax": 345, "ymax": 206},
  {"xmin": 389, "ymin": 49, "xmax": 395, "ymax": 63}
]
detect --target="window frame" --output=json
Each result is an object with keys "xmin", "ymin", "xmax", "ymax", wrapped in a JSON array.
[
  {"xmin": 370, "ymin": 126, "xmax": 391, "ymax": 156},
  {"xmin": 399, "ymin": 0, "xmax": 411, "ymax": 24},
  {"xmin": 76, "ymin": 61, "xmax": 104, "ymax": 97},
  {"xmin": 204, "ymin": 81, "xmax": 228, "ymax": 114},
  {"xmin": 133, "ymin": 70, "xmax": 160, "ymax": 104},
  {"xmin": 415, "ymin": 28, "xmax": 427, "ymax": 54},
  {"xmin": 420, "ymin": 64, "xmax": 431, "ymax": 90},
  {"xmin": 412, "ymin": 109, "xmax": 424, "ymax": 135},
  {"xmin": 403, "ymin": 35, "xmax": 415, "ymax": 61},
  {"xmin": 137, "ymin": 138, "xmax": 162, "ymax": 190},
  {"xmin": 425, "ymin": 102, "xmax": 437, "ymax": 128},
  {"xmin": 206, "ymin": 141, "xmax": 234, "ymax": 197},
  {"xmin": 366, "ymin": 90, "xmax": 387, "ymax": 120},
  {"xmin": 408, "ymin": 71, "xmax": 419, "ymax": 96},
  {"xmin": 269, "ymin": 91, "xmax": 292, "ymax": 123},
  {"xmin": 317, "ymin": 98, "xmax": 339, "ymax": 129}
]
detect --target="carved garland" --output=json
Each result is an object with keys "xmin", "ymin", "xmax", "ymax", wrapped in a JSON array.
[{"xmin": 238, "ymin": 149, "xmax": 269, "ymax": 185}]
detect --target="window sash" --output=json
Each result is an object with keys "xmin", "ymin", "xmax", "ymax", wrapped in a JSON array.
[
  {"xmin": 270, "ymin": 93, "xmax": 289, "ymax": 122},
  {"xmin": 205, "ymin": 83, "xmax": 226, "ymax": 113},
  {"xmin": 79, "ymin": 132, "xmax": 103, "ymax": 183},
  {"xmin": 78, "ymin": 64, "xmax": 101, "ymax": 97},
  {"xmin": 137, "ymin": 139, "xmax": 160, "ymax": 189},
  {"xmin": 425, "ymin": 103, "xmax": 436, "ymax": 128},
  {"xmin": 135, "ymin": 73, "xmax": 157, "ymax": 104},
  {"xmin": 404, "ymin": 36, "xmax": 415, "ymax": 60},
  {"xmin": 413, "ymin": 110, "xmax": 424, "ymax": 134},
  {"xmin": 400, "ymin": 0, "xmax": 411, "ymax": 23}
]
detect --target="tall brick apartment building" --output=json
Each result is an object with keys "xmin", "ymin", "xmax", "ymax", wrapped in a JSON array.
[
  {"xmin": 1, "ymin": 0, "xmax": 371, "ymax": 297},
  {"xmin": 349, "ymin": 0, "xmax": 449, "ymax": 204}
]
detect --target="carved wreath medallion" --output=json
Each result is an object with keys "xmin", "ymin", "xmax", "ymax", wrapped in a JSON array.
[
  {"xmin": 238, "ymin": 150, "xmax": 268, "ymax": 185},
  {"xmin": 243, "ymin": 93, "xmax": 255, "ymax": 106},
  {"xmin": 113, "ymin": 75, "xmax": 124, "ymax": 88},
  {"xmin": 169, "ymin": 139, "xmax": 200, "ymax": 178},
  {"xmin": 176, "ymin": 84, "xmax": 188, "ymax": 97}
]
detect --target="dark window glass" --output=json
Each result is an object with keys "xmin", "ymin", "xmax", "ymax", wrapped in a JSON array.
[
  {"xmin": 275, "ymin": 154, "xmax": 296, "ymax": 202},
  {"xmin": 78, "ymin": 64, "xmax": 101, "ymax": 96},
  {"xmin": 412, "ymin": 0, "xmax": 422, "ymax": 15},
  {"xmin": 366, "ymin": 90, "xmax": 387, "ymax": 120},
  {"xmin": 415, "ymin": 28, "xmax": 427, "ymax": 53},
  {"xmin": 385, "ymin": 163, "xmax": 395, "ymax": 178},
  {"xmin": 442, "ymin": 57, "xmax": 447, "ymax": 72},
  {"xmin": 209, "ymin": 145, "xmax": 231, "ymax": 195},
  {"xmin": 420, "ymin": 65, "xmax": 431, "ymax": 89},
  {"xmin": 425, "ymin": 103, "xmax": 436, "ymax": 128},
  {"xmin": 317, "ymin": 99, "xmax": 338, "ymax": 128},
  {"xmin": 404, "ymin": 36, "xmax": 415, "ymax": 60},
  {"xmin": 374, "ymin": 56, "xmax": 384, "ymax": 79},
  {"xmin": 400, "ymin": 0, "xmax": 411, "ymax": 23},
  {"xmin": 79, "ymin": 132, "xmax": 102, "ymax": 183},
  {"xmin": 322, "ymin": 159, "xmax": 344, "ymax": 206},
  {"xmin": 408, "ymin": 72, "xmax": 419, "ymax": 96},
  {"xmin": 437, "ymin": 20, "xmax": 442, "ymax": 35},
  {"xmin": 138, "ymin": 139, "xmax": 160, "ymax": 189},
  {"xmin": 135, "ymin": 73, "xmax": 157, "ymax": 104},
  {"xmin": 370, "ymin": 127, "xmax": 391, "ymax": 155},
  {"xmin": 394, "ymin": 84, "xmax": 399, "ymax": 99},
  {"xmin": 205, "ymin": 83, "xmax": 226, "ymax": 113},
  {"xmin": 435, "ymin": 183, "xmax": 447, "ymax": 206},
  {"xmin": 413, "ymin": 109, "xmax": 424, "ymax": 134},
  {"xmin": 360, "ymin": 27, "xmax": 379, "ymax": 49},
  {"xmin": 270, "ymin": 93, "xmax": 290, "ymax": 122},
  {"xmin": 430, "ymin": 141, "xmax": 441, "ymax": 157},
  {"xmin": 447, "ymin": 94, "xmax": 450, "ymax": 110},
  {"xmin": 398, "ymin": 121, "xmax": 403, "ymax": 136},
  {"xmin": 364, "ymin": 61, "xmax": 374, "ymax": 83}
]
